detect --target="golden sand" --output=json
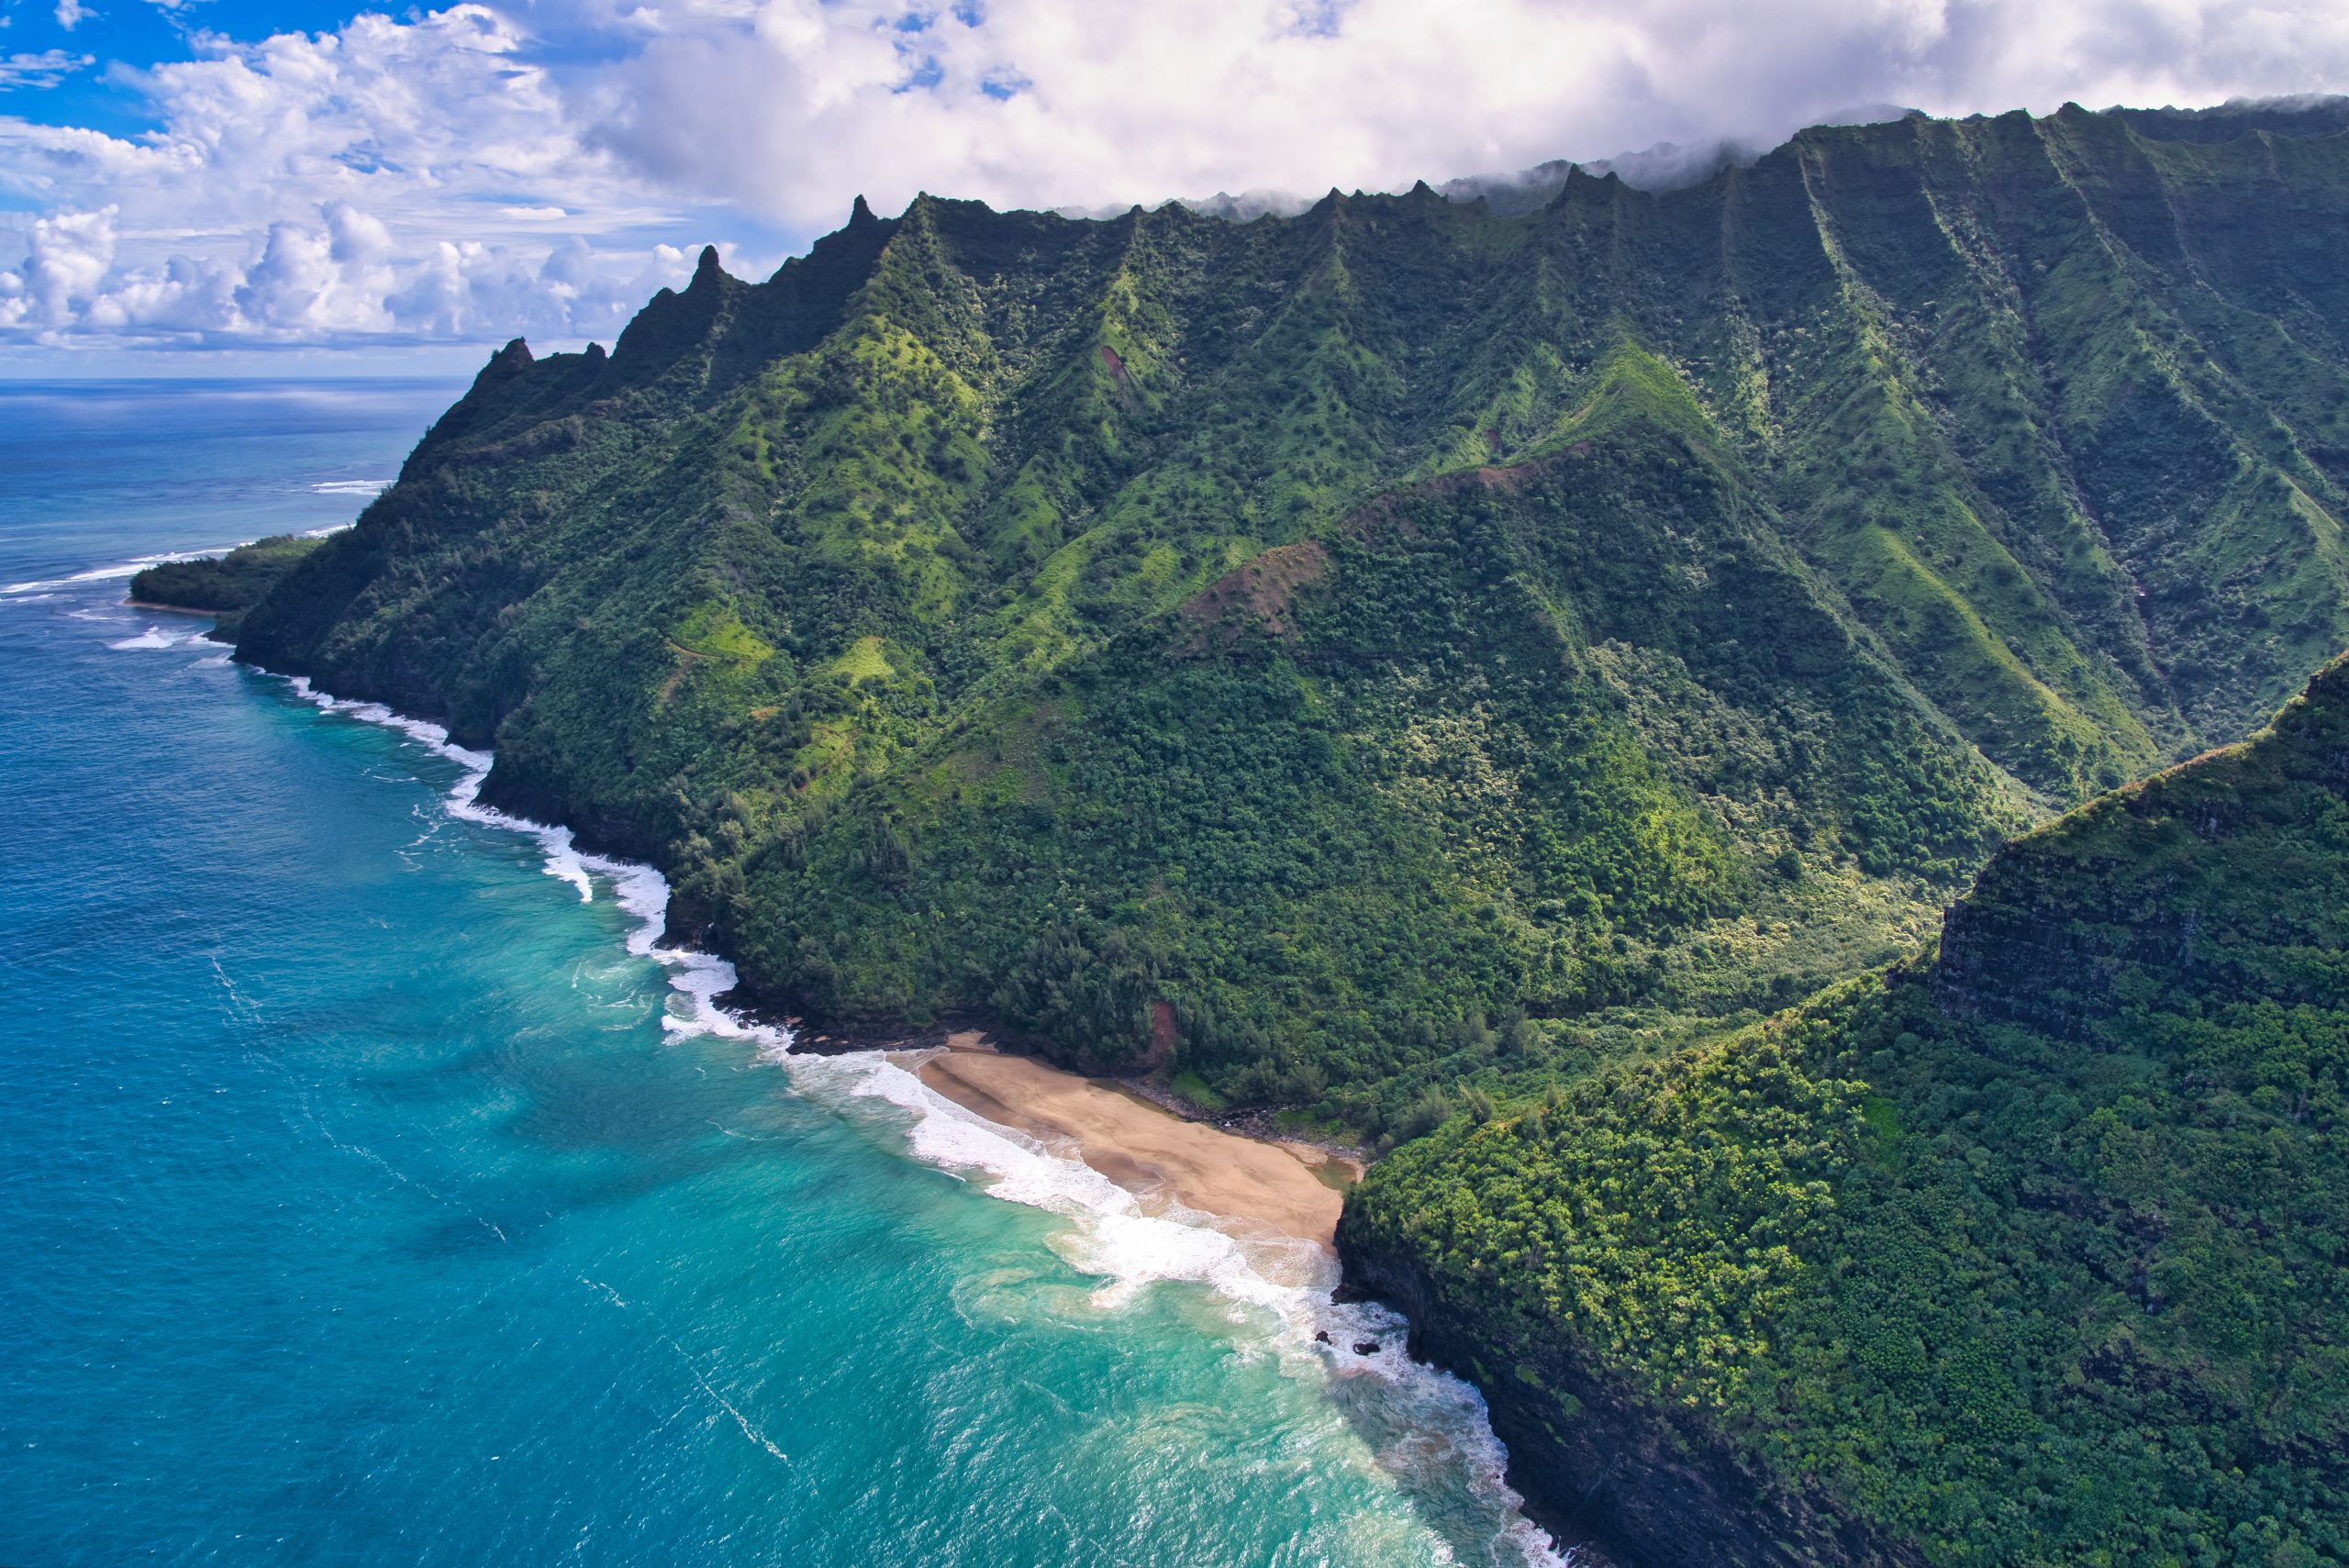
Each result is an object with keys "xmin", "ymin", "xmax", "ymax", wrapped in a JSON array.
[{"xmin": 916, "ymin": 1047, "xmax": 1358, "ymax": 1247}]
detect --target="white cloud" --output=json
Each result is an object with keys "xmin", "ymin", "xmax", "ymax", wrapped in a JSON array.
[
  {"xmin": 584, "ymin": 0, "xmax": 2349, "ymax": 226},
  {"xmin": 0, "ymin": 5, "xmax": 700, "ymax": 349},
  {"xmin": 0, "ymin": 206, "xmax": 116, "ymax": 328},
  {"xmin": 0, "ymin": 48, "xmax": 94, "ymax": 87},
  {"xmin": 2, "ymin": 0, "xmax": 2348, "ymax": 354},
  {"xmin": 52, "ymin": 0, "xmax": 88, "ymax": 32}
]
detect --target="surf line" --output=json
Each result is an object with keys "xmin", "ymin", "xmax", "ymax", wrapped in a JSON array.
[{"xmin": 269, "ymin": 669, "xmax": 1571, "ymax": 1568}]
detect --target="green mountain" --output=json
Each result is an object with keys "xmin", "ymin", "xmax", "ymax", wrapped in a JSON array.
[
  {"xmin": 1345, "ymin": 649, "xmax": 2349, "ymax": 1564},
  {"xmin": 220, "ymin": 97, "xmax": 2349, "ymax": 1561},
  {"xmin": 236, "ymin": 102, "xmax": 2349, "ymax": 1133}
]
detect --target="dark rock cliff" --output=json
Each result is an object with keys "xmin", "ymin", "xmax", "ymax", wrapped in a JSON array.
[{"xmin": 1338, "ymin": 1232, "xmax": 1916, "ymax": 1568}]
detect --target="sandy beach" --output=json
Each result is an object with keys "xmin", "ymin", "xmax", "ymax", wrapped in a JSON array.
[{"xmin": 916, "ymin": 1044, "xmax": 1359, "ymax": 1247}]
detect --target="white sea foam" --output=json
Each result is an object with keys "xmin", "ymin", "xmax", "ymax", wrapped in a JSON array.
[
  {"xmin": 282, "ymin": 675, "xmax": 774, "ymax": 1047},
  {"xmin": 309, "ymin": 479, "xmax": 393, "ymax": 496},
  {"xmin": 8, "ymin": 543, "xmax": 253, "ymax": 597},
  {"xmin": 274, "ymin": 670, "xmax": 1570, "ymax": 1567},
  {"xmin": 8, "ymin": 566, "xmax": 137, "ymax": 595},
  {"xmin": 108, "ymin": 624, "xmax": 208, "ymax": 650}
]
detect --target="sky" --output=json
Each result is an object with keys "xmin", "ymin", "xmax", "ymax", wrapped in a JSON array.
[{"xmin": 1, "ymin": 0, "xmax": 2345, "ymax": 373}]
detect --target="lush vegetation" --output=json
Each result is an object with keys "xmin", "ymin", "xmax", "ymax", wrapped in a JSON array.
[
  {"xmin": 213, "ymin": 97, "xmax": 2349, "ymax": 1562},
  {"xmin": 130, "ymin": 533, "xmax": 324, "ymax": 633},
  {"xmin": 229, "ymin": 105, "xmax": 2349, "ymax": 1128},
  {"xmin": 1346, "ymin": 653, "xmax": 2349, "ymax": 1564}
]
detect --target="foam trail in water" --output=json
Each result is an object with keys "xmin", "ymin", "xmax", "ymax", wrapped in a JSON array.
[
  {"xmin": 8, "ymin": 542, "xmax": 255, "ymax": 597},
  {"xmin": 796, "ymin": 1053, "xmax": 1569, "ymax": 1565},
  {"xmin": 276, "ymin": 671, "xmax": 1569, "ymax": 1568},
  {"xmin": 108, "ymin": 624, "xmax": 209, "ymax": 651},
  {"xmin": 309, "ymin": 479, "xmax": 393, "ymax": 496}
]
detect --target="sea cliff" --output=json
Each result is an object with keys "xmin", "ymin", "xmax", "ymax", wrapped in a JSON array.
[
  {"xmin": 226, "ymin": 99, "xmax": 2349, "ymax": 1562},
  {"xmin": 1344, "ymin": 654, "xmax": 2349, "ymax": 1562}
]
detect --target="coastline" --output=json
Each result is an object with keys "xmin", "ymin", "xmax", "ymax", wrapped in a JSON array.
[
  {"xmin": 242, "ymin": 656, "xmax": 1573, "ymax": 1567},
  {"xmin": 124, "ymin": 598, "xmax": 228, "ymax": 615},
  {"xmin": 33, "ymin": 405, "xmax": 1593, "ymax": 1562},
  {"xmin": 912, "ymin": 1037, "xmax": 1360, "ymax": 1249},
  {"xmin": 258, "ymin": 652, "xmax": 1367, "ymax": 1252}
]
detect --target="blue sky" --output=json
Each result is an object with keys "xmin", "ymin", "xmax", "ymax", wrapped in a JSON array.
[{"xmin": 3, "ymin": 0, "xmax": 2344, "ymax": 373}]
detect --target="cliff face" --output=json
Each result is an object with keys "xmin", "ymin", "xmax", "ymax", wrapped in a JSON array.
[
  {"xmin": 212, "ymin": 97, "xmax": 2349, "ymax": 1562},
  {"xmin": 1342, "ymin": 655, "xmax": 2349, "ymax": 1564},
  {"xmin": 1340, "ymin": 1239, "xmax": 1913, "ymax": 1568}
]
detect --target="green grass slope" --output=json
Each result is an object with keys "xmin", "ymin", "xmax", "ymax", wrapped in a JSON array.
[
  {"xmin": 237, "ymin": 102, "xmax": 2349, "ymax": 1123},
  {"xmin": 1344, "ymin": 651, "xmax": 2349, "ymax": 1564}
]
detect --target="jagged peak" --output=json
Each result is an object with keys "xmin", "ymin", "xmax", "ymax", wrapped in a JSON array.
[
  {"xmin": 692, "ymin": 244, "xmax": 723, "ymax": 284},
  {"xmin": 850, "ymin": 193, "xmax": 877, "ymax": 227},
  {"xmin": 473, "ymin": 337, "xmax": 533, "ymax": 386}
]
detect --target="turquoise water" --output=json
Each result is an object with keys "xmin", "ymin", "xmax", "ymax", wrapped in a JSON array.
[{"xmin": 0, "ymin": 381, "xmax": 1560, "ymax": 1567}]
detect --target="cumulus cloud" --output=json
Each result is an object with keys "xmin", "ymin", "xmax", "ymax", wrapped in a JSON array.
[
  {"xmin": 585, "ymin": 0, "xmax": 2349, "ymax": 225},
  {"xmin": 3, "ymin": 0, "xmax": 2348, "ymax": 353},
  {"xmin": 0, "ymin": 48, "xmax": 93, "ymax": 86},
  {"xmin": 0, "ymin": 206, "xmax": 116, "ymax": 328},
  {"xmin": 0, "ymin": 5, "xmax": 698, "ymax": 349}
]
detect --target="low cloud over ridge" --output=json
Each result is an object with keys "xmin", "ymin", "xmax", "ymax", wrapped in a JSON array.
[{"xmin": 3, "ymin": 0, "xmax": 2347, "ymax": 355}]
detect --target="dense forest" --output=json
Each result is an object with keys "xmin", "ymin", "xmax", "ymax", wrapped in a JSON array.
[
  {"xmin": 216, "ymin": 98, "xmax": 2349, "ymax": 1561},
  {"xmin": 1348, "ymin": 651, "xmax": 2349, "ymax": 1565},
  {"xmin": 129, "ymin": 534, "xmax": 322, "ymax": 635}
]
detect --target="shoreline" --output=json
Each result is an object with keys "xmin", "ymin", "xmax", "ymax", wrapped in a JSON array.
[
  {"xmin": 256, "ymin": 652, "xmax": 1369, "ymax": 1253},
  {"xmin": 231, "ymin": 651, "xmax": 1576, "ymax": 1567},
  {"xmin": 763, "ymin": 1007, "xmax": 1373, "ymax": 1172},
  {"xmin": 913, "ymin": 1039, "xmax": 1361, "ymax": 1249},
  {"xmin": 123, "ymin": 598, "xmax": 217, "ymax": 612}
]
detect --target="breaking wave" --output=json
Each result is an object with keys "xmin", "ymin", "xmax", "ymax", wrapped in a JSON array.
[{"xmin": 277, "ymin": 672, "xmax": 1571, "ymax": 1568}]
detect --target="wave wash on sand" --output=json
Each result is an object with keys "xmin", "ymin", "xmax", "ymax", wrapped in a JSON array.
[{"xmin": 273, "ymin": 670, "xmax": 1573, "ymax": 1568}]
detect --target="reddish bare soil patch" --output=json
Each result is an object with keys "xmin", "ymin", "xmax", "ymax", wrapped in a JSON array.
[
  {"xmin": 1341, "ymin": 457, "xmax": 1552, "ymax": 543},
  {"xmin": 1177, "ymin": 539, "xmax": 1330, "ymax": 651}
]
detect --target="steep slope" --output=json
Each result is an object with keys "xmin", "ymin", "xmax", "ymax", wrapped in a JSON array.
[
  {"xmin": 1344, "ymin": 651, "xmax": 2349, "ymax": 1563},
  {"xmin": 236, "ymin": 101, "xmax": 2349, "ymax": 1121}
]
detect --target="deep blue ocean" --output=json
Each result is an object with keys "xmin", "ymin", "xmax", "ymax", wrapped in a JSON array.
[{"xmin": 0, "ymin": 381, "xmax": 1562, "ymax": 1567}]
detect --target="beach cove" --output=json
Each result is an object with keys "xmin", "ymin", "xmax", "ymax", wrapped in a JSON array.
[
  {"xmin": 0, "ymin": 380, "xmax": 1563, "ymax": 1567},
  {"xmin": 913, "ymin": 1039, "xmax": 1357, "ymax": 1251}
]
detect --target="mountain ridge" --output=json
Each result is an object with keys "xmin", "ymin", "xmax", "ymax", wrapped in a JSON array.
[
  {"xmin": 219, "ymin": 95, "xmax": 2349, "ymax": 1562},
  {"xmin": 239, "ymin": 99, "xmax": 2349, "ymax": 1129},
  {"xmin": 1346, "ymin": 650, "xmax": 2349, "ymax": 1562}
]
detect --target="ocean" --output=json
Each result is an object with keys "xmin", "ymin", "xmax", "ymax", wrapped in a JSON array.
[{"xmin": 0, "ymin": 379, "xmax": 1563, "ymax": 1567}]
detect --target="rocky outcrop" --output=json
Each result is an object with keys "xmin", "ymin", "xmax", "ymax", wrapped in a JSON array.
[{"xmin": 1338, "ymin": 1234, "xmax": 1916, "ymax": 1568}]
